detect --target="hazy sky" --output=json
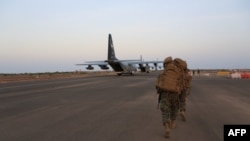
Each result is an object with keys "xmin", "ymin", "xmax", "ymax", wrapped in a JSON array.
[{"xmin": 1, "ymin": 0, "xmax": 250, "ymax": 73}]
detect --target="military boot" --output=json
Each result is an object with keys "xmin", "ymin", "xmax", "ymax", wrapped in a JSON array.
[
  {"xmin": 164, "ymin": 122, "xmax": 170, "ymax": 138},
  {"xmin": 180, "ymin": 110, "xmax": 186, "ymax": 121},
  {"xmin": 170, "ymin": 120, "xmax": 176, "ymax": 129}
]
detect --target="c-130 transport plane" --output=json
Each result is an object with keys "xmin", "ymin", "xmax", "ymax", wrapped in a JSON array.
[{"xmin": 76, "ymin": 34, "xmax": 163, "ymax": 76}]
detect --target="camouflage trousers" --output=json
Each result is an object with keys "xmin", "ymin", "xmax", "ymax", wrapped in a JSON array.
[
  {"xmin": 179, "ymin": 89, "xmax": 187, "ymax": 112},
  {"xmin": 160, "ymin": 92, "xmax": 179, "ymax": 125}
]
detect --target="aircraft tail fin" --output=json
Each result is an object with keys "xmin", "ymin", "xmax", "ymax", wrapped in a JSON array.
[{"xmin": 108, "ymin": 34, "xmax": 118, "ymax": 60}]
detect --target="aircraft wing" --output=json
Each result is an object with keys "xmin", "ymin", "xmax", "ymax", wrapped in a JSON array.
[
  {"xmin": 109, "ymin": 59, "xmax": 162, "ymax": 64},
  {"xmin": 126, "ymin": 60, "xmax": 163, "ymax": 65},
  {"xmin": 109, "ymin": 59, "xmax": 141, "ymax": 63},
  {"xmin": 76, "ymin": 61, "xmax": 108, "ymax": 65},
  {"xmin": 76, "ymin": 61, "xmax": 110, "ymax": 70},
  {"xmin": 76, "ymin": 60, "xmax": 142, "ymax": 65}
]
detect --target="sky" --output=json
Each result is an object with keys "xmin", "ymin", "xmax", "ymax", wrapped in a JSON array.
[{"xmin": 1, "ymin": 0, "xmax": 250, "ymax": 73}]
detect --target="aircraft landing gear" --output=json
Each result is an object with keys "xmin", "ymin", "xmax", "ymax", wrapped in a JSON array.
[{"xmin": 117, "ymin": 71, "xmax": 135, "ymax": 76}]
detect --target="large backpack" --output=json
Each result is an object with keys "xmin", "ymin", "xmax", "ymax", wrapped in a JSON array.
[
  {"xmin": 156, "ymin": 61, "xmax": 184, "ymax": 94},
  {"xmin": 182, "ymin": 72, "xmax": 192, "ymax": 89},
  {"xmin": 175, "ymin": 58, "xmax": 189, "ymax": 88},
  {"xmin": 174, "ymin": 58, "xmax": 187, "ymax": 70}
]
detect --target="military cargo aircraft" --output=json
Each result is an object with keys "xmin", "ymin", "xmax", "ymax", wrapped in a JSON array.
[{"xmin": 76, "ymin": 34, "xmax": 162, "ymax": 76}]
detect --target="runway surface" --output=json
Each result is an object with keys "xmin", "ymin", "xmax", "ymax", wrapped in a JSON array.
[{"xmin": 0, "ymin": 72, "xmax": 250, "ymax": 141}]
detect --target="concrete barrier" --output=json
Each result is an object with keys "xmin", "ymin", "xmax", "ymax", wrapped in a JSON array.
[
  {"xmin": 217, "ymin": 71, "xmax": 230, "ymax": 76},
  {"xmin": 230, "ymin": 72, "xmax": 250, "ymax": 79},
  {"xmin": 241, "ymin": 72, "xmax": 250, "ymax": 78},
  {"xmin": 231, "ymin": 72, "xmax": 241, "ymax": 79}
]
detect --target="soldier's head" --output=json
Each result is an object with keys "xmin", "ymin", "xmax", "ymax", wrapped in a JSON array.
[{"xmin": 163, "ymin": 56, "xmax": 172, "ymax": 68}]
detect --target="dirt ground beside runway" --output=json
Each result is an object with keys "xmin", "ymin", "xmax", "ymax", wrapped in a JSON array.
[
  {"xmin": 1, "ymin": 69, "xmax": 249, "ymax": 83},
  {"xmin": 0, "ymin": 71, "xmax": 116, "ymax": 83}
]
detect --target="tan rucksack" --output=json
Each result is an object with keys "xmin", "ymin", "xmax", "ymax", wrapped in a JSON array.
[
  {"xmin": 174, "ymin": 58, "xmax": 187, "ymax": 70},
  {"xmin": 183, "ymin": 72, "xmax": 192, "ymax": 88},
  {"xmin": 175, "ymin": 58, "xmax": 189, "ymax": 88},
  {"xmin": 156, "ymin": 61, "xmax": 184, "ymax": 94}
]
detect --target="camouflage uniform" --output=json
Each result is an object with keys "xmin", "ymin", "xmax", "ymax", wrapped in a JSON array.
[
  {"xmin": 156, "ymin": 56, "xmax": 179, "ymax": 138},
  {"xmin": 178, "ymin": 89, "xmax": 187, "ymax": 112},
  {"xmin": 161, "ymin": 56, "xmax": 178, "ymax": 125},
  {"xmin": 179, "ymin": 71, "xmax": 188, "ymax": 112},
  {"xmin": 178, "ymin": 70, "xmax": 192, "ymax": 121},
  {"xmin": 160, "ymin": 92, "xmax": 179, "ymax": 125}
]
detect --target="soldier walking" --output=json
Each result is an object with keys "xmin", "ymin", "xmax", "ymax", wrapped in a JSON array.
[
  {"xmin": 156, "ymin": 56, "xmax": 186, "ymax": 139},
  {"xmin": 178, "ymin": 68, "xmax": 192, "ymax": 121}
]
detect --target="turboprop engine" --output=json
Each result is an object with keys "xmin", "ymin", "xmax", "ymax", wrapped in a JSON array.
[
  {"xmin": 86, "ymin": 65, "xmax": 94, "ymax": 70},
  {"xmin": 98, "ymin": 65, "xmax": 109, "ymax": 70}
]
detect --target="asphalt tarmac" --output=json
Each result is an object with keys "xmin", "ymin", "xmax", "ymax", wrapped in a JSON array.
[{"xmin": 0, "ymin": 72, "xmax": 250, "ymax": 141}]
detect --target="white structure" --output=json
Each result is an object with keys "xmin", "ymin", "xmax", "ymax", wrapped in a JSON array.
[{"xmin": 231, "ymin": 72, "xmax": 241, "ymax": 79}]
